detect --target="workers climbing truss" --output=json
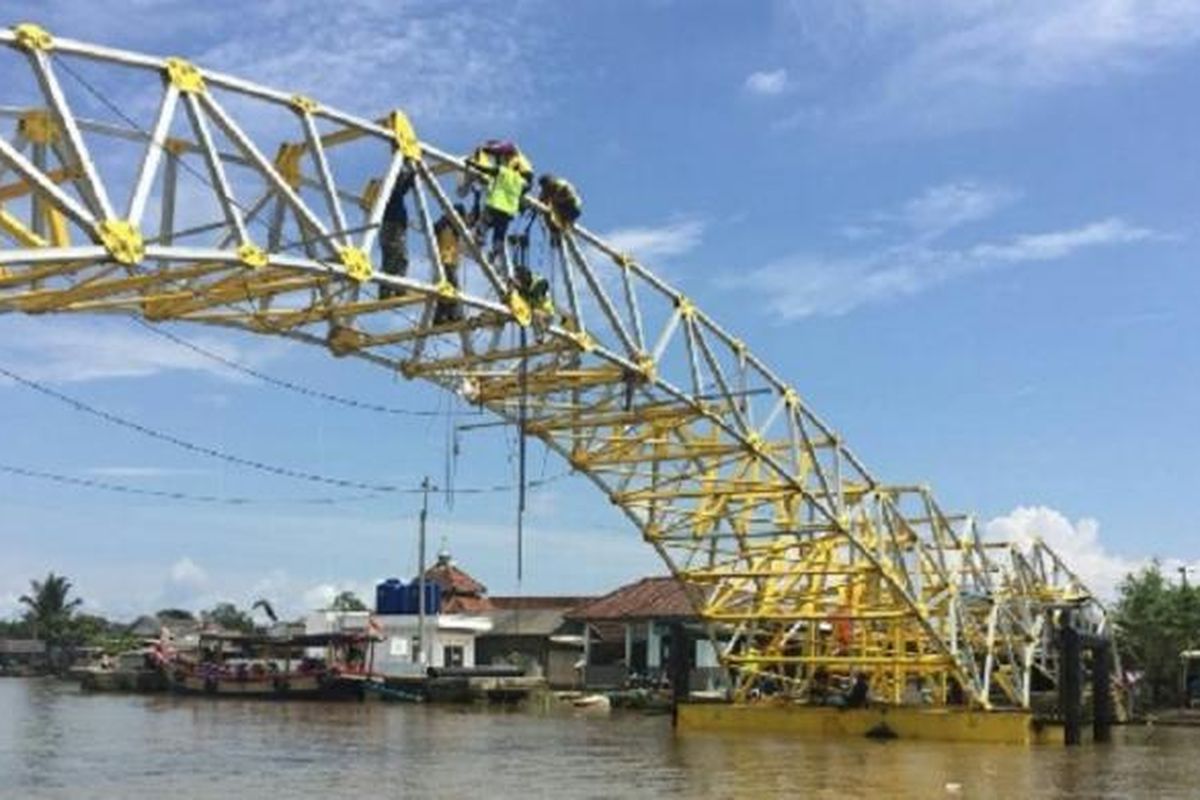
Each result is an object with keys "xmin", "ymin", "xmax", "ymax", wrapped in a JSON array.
[{"xmin": 0, "ymin": 24, "xmax": 1118, "ymax": 710}]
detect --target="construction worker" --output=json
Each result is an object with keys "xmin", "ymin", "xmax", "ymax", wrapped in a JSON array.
[
  {"xmin": 433, "ymin": 204, "xmax": 467, "ymax": 325},
  {"xmin": 512, "ymin": 265, "xmax": 554, "ymax": 330},
  {"xmin": 462, "ymin": 140, "xmax": 533, "ymax": 216},
  {"xmin": 482, "ymin": 153, "xmax": 526, "ymax": 269},
  {"xmin": 845, "ymin": 672, "xmax": 870, "ymax": 708},
  {"xmin": 537, "ymin": 174, "xmax": 582, "ymax": 233},
  {"xmin": 379, "ymin": 167, "xmax": 414, "ymax": 300}
]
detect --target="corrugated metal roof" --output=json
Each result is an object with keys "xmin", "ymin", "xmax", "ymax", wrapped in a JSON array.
[{"xmin": 565, "ymin": 576, "xmax": 701, "ymax": 622}]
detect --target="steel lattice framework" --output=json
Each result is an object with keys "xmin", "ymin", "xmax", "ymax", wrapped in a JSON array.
[{"xmin": 0, "ymin": 24, "xmax": 1115, "ymax": 709}]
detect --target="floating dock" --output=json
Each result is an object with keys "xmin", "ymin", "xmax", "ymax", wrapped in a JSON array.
[{"xmin": 676, "ymin": 703, "xmax": 1064, "ymax": 746}]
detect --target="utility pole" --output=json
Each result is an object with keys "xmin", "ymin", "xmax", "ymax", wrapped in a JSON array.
[
  {"xmin": 417, "ymin": 476, "xmax": 433, "ymax": 669},
  {"xmin": 1180, "ymin": 565, "xmax": 1193, "ymax": 588}
]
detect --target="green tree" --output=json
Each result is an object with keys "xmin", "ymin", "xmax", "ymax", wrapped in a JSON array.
[
  {"xmin": 18, "ymin": 572, "xmax": 82, "ymax": 644},
  {"xmin": 202, "ymin": 602, "xmax": 255, "ymax": 633},
  {"xmin": 0, "ymin": 618, "xmax": 31, "ymax": 638},
  {"xmin": 329, "ymin": 591, "xmax": 367, "ymax": 612},
  {"xmin": 1114, "ymin": 564, "xmax": 1200, "ymax": 708},
  {"xmin": 67, "ymin": 613, "xmax": 113, "ymax": 646}
]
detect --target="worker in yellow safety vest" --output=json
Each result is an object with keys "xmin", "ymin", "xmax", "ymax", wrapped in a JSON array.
[
  {"xmin": 537, "ymin": 174, "xmax": 582, "ymax": 234},
  {"xmin": 433, "ymin": 203, "xmax": 467, "ymax": 325},
  {"xmin": 482, "ymin": 153, "xmax": 526, "ymax": 266},
  {"xmin": 461, "ymin": 140, "xmax": 534, "ymax": 210}
]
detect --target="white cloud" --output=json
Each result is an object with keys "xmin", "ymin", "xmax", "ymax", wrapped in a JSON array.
[
  {"xmin": 602, "ymin": 219, "xmax": 705, "ymax": 262},
  {"xmin": 158, "ymin": 556, "xmax": 210, "ymax": 609},
  {"xmin": 777, "ymin": 1, "xmax": 1200, "ymax": 132},
  {"xmin": 8, "ymin": 0, "xmax": 548, "ymax": 132},
  {"xmin": 833, "ymin": 180, "xmax": 1018, "ymax": 242},
  {"xmin": 302, "ymin": 584, "xmax": 340, "ymax": 611},
  {"xmin": 193, "ymin": 1, "xmax": 546, "ymax": 129},
  {"xmin": 299, "ymin": 580, "xmax": 375, "ymax": 613},
  {"xmin": 736, "ymin": 212, "xmax": 1157, "ymax": 319},
  {"xmin": 168, "ymin": 557, "xmax": 208, "ymax": 590},
  {"xmin": 896, "ymin": 181, "xmax": 1019, "ymax": 237},
  {"xmin": 985, "ymin": 506, "xmax": 1133, "ymax": 599},
  {"xmin": 968, "ymin": 217, "xmax": 1156, "ymax": 262},
  {"xmin": 84, "ymin": 466, "xmax": 208, "ymax": 479},
  {"xmin": 745, "ymin": 68, "xmax": 789, "ymax": 96},
  {"xmin": 0, "ymin": 592, "xmax": 21, "ymax": 619},
  {"xmin": 983, "ymin": 505, "xmax": 1200, "ymax": 601},
  {"xmin": 0, "ymin": 316, "xmax": 285, "ymax": 384}
]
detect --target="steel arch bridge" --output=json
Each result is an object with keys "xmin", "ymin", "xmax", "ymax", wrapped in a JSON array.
[{"xmin": 0, "ymin": 23, "xmax": 1114, "ymax": 710}]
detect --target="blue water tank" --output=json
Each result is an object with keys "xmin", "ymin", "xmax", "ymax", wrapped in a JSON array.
[
  {"xmin": 400, "ymin": 582, "xmax": 442, "ymax": 614},
  {"xmin": 375, "ymin": 578, "xmax": 404, "ymax": 614},
  {"xmin": 398, "ymin": 583, "xmax": 414, "ymax": 615}
]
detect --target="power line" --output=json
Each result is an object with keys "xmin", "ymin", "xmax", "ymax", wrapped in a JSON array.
[
  {"xmin": 131, "ymin": 318, "xmax": 455, "ymax": 417},
  {"xmin": 0, "ymin": 362, "xmax": 572, "ymax": 496},
  {"xmin": 0, "ymin": 463, "xmax": 379, "ymax": 506},
  {"xmin": 1, "ymin": 362, "xmax": 403, "ymax": 492},
  {"xmin": 0, "ymin": 461, "xmax": 569, "ymax": 506}
]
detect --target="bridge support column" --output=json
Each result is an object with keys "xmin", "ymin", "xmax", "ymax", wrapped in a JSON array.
[
  {"xmin": 1058, "ymin": 613, "xmax": 1082, "ymax": 746},
  {"xmin": 669, "ymin": 623, "xmax": 690, "ymax": 728},
  {"xmin": 1092, "ymin": 638, "xmax": 1113, "ymax": 743}
]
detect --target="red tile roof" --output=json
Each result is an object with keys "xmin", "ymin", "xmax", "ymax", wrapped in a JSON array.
[
  {"xmin": 442, "ymin": 594, "xmax": 494, "ymax": 613},
  {"xmin": 565, "ymin": 576, "xmax": 701, "ymax": 622},
  {"xmin": 417, "ymin": 561, "xmax": 486, "ymax": 596}
]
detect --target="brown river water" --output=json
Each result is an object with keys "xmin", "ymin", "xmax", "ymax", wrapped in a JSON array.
[{"xmin": 3, "ymin": 678, "xmax": 1199, "ymax": 799}]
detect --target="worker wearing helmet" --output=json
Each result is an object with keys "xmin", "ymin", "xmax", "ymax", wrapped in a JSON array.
[
  {"xmin": 482, "ymin": 153, "xmax": 526, "ymax": 269},
  {"xmin": 537, "ymin": 174, "xmax": 582, "ymax": 233}
]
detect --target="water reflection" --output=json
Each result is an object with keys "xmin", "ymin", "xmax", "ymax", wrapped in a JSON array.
[{"xmin": 2, "ymin": 678, "xmax": 1198, "ymax": 799}]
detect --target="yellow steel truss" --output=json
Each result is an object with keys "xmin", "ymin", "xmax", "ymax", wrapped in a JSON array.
[{"xmin": 0, "ymin": 23, "xmax": 1118, "ymax": 710}]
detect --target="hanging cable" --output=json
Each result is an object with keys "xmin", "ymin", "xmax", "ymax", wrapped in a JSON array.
[
  {"xmin": 1, "ymin": 362, "xmax": 573, "ymax": 496},
  {"xmin": 0, "ymin": 363, "xmax": 404, "ymax": 492},
  {"xmin": 130, "ymin": 319, "xmax": 452, "ymax": 417},
  {"xmin": 517, "ymin": 324, "xmax": 529, "ymax": 585},
  {"xmin": 0, "ymin": 456, "xmax": 569, "ymax": 503},
  {"xmin": 0, "ymin": 463, "xmax": 380, "ymax": 506}
]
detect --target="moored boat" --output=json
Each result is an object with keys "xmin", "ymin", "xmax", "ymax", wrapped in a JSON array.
[{"xmin": 160, "ymin": 631, "xmax": 380, "ymax": 700}]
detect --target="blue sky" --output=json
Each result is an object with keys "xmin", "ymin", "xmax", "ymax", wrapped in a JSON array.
[{"xmin": 3, "ymin": 0, "xmax": 1199, "ymax": 618}]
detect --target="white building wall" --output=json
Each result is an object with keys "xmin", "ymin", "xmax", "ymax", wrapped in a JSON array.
[{"xmin": 304, "ymin": 611, "xmax": 491, "ymax": 678}]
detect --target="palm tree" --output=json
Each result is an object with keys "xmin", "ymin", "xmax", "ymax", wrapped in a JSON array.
[{"xmin": 19, "ymin": 572, "xmax": 82, "ymax": 644}]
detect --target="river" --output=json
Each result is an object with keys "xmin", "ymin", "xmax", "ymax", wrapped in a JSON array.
[{"xmin": 2, "ymin": 678, "xmax": 1199, "ymax": 799}]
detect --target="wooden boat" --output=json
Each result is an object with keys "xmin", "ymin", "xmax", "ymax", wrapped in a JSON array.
[
  {"xmin": 77, "ymin": 648, "xmax": 167, "ymax": 693},
  {"xmin": 161, "ymin": 632, "xmax": 379, "ymax": 700}
]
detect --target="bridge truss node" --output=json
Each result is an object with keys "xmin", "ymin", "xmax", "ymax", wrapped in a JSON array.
[{"xmin": 0, "ymin": 23, "xmax": 1119, "ymax": 710}]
